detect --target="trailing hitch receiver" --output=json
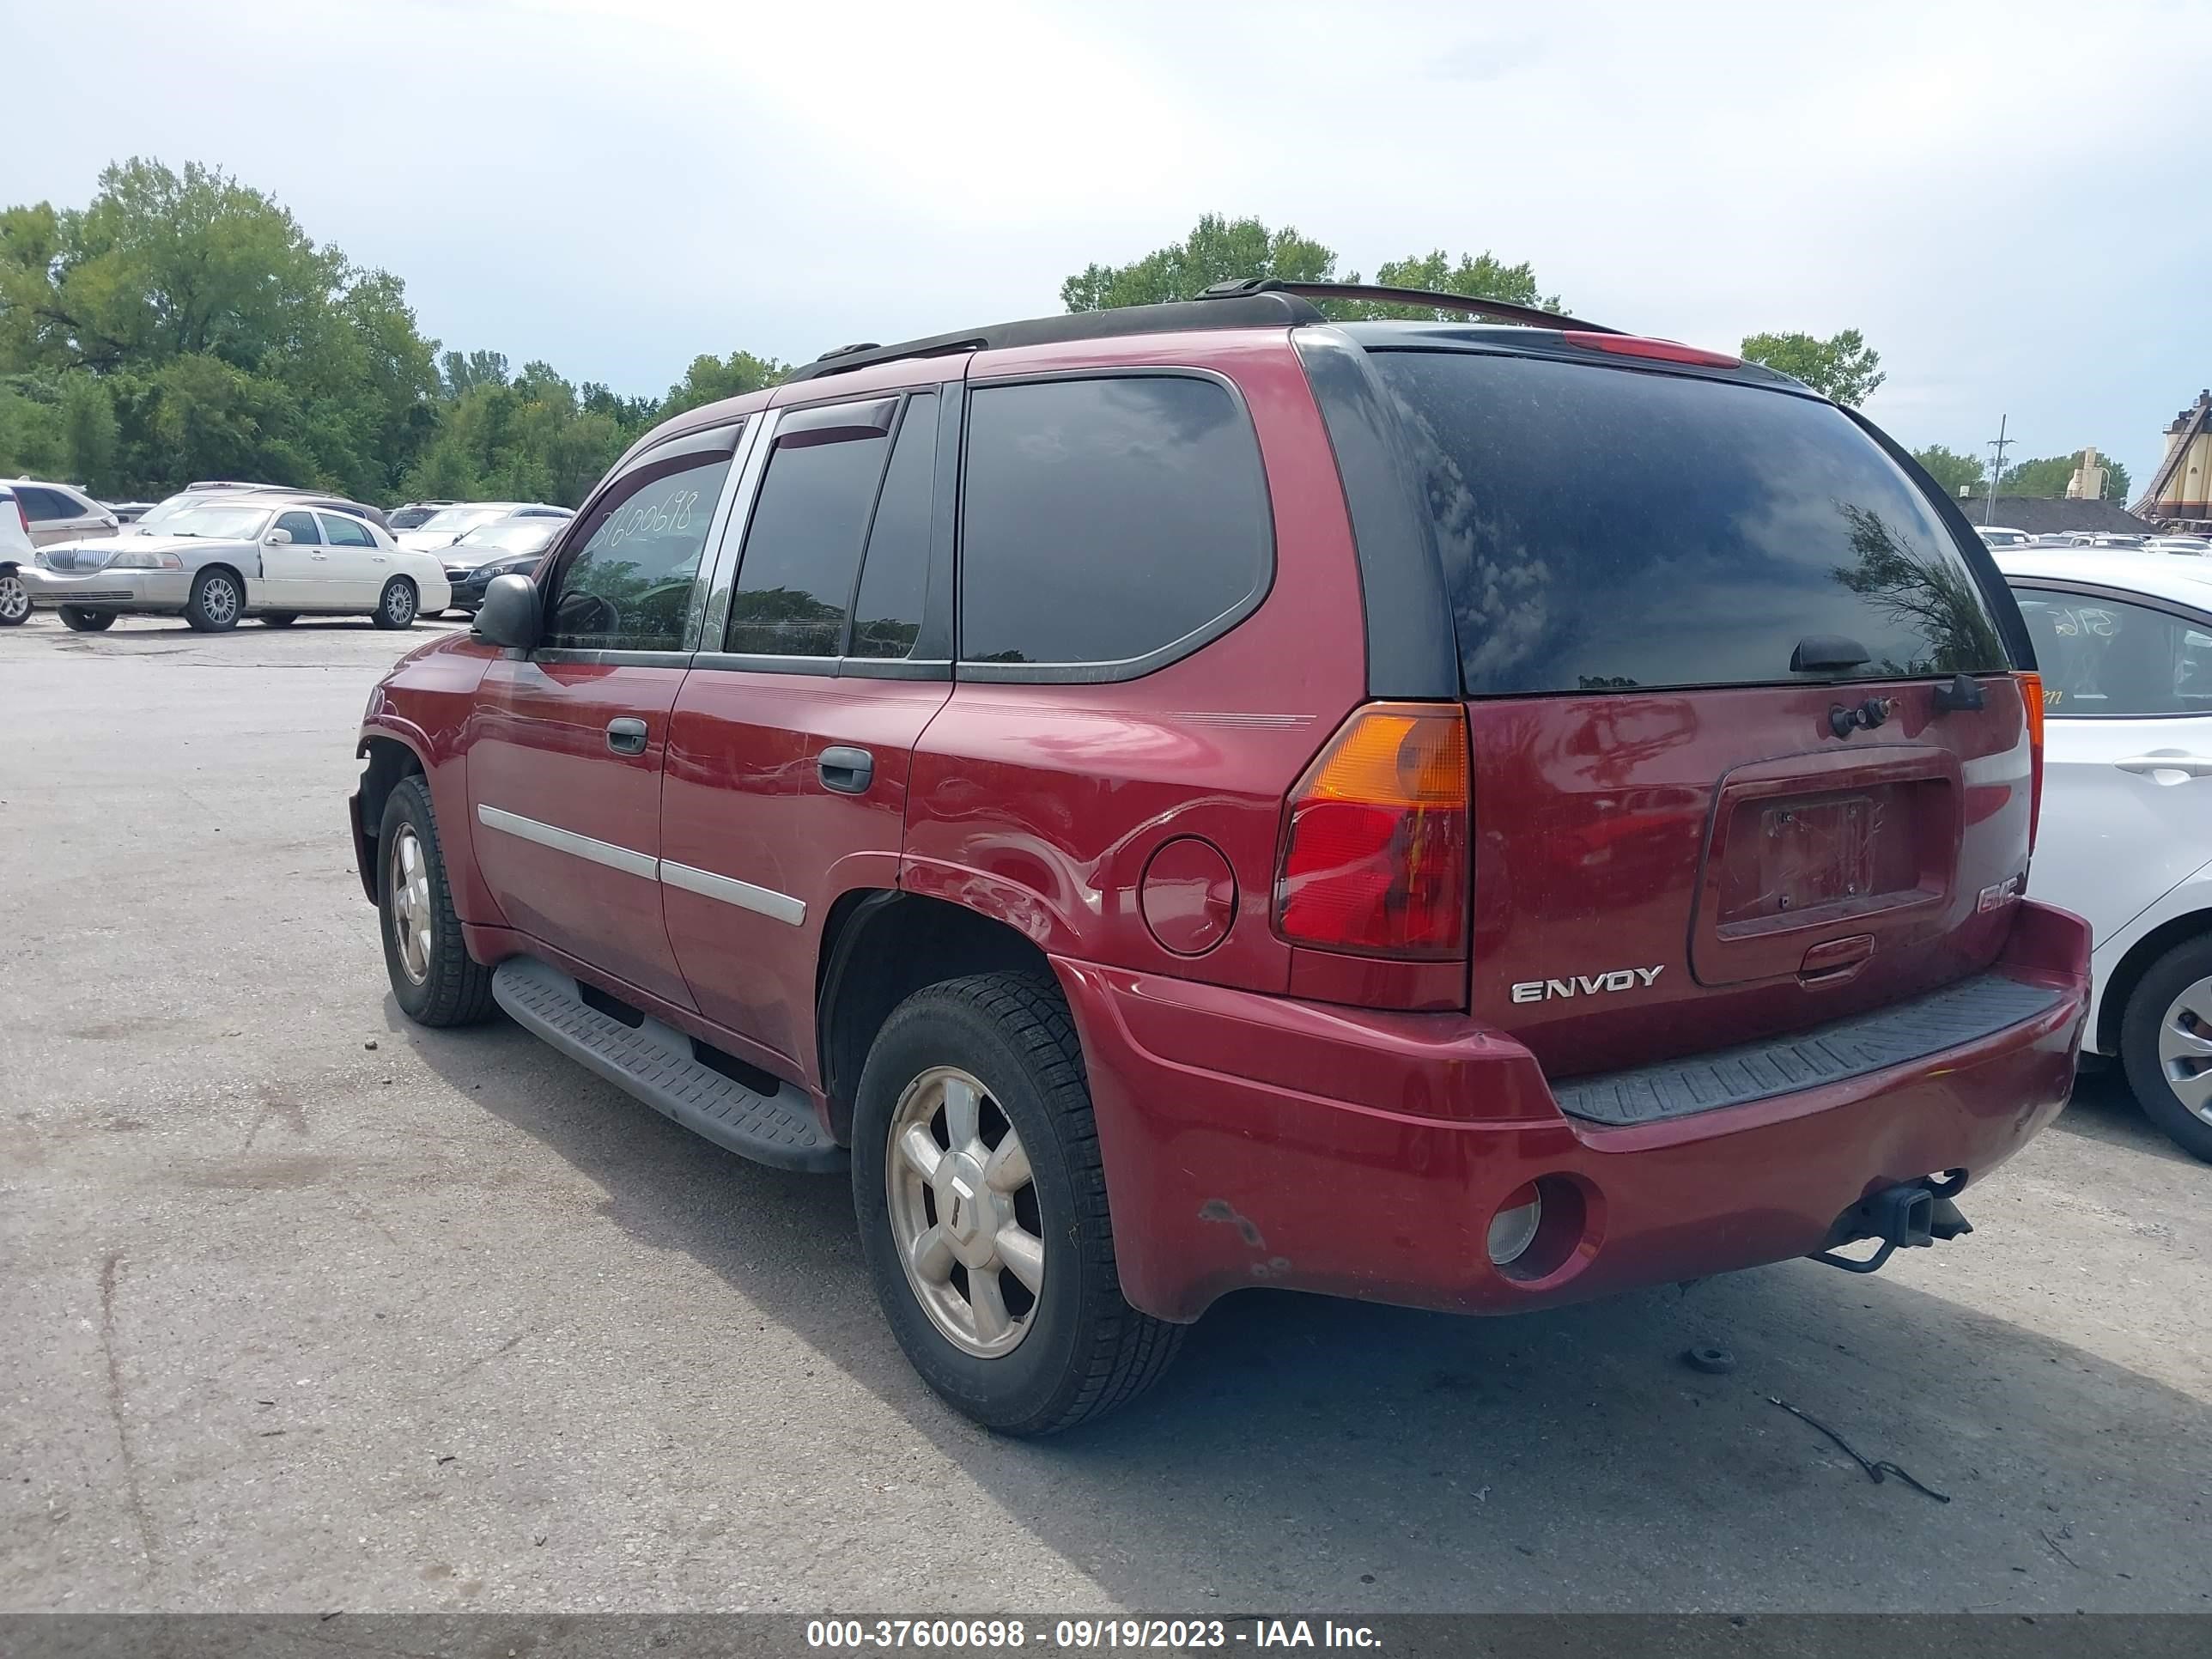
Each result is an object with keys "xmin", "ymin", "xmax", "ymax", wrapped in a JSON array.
[{"xmin": 1810, "ymin": 1176, "xmax": 1972, "ymax": 1275}]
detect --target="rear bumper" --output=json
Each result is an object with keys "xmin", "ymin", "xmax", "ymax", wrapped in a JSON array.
[{"xmin": 1055, "ymin": 899, "xmax": 2091, "ymax": 1323}]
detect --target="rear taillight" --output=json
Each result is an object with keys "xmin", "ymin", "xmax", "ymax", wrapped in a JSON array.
[
  {"xmin": 1561, "ymin": 331, "xmax": 1742, "ymax": 368},
  {"xmin": 2019, "ymin": 672, "xmax": 2045, "ymax": 852},
  {"xmin": 12, "ymin": 500, "xmax": 26, "ymax": 538},
  {"xmin": 1275, "ymin": 702, "xmax": 1470, "ymax": 958}
]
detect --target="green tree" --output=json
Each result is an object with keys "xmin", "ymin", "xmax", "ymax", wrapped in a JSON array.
[
  {"xmin": 1061, "ymin": 214, "xmax": 1340, "ymax": 312},
  {"xmin": 2002, "ymin": 453, "xmax": 2132, "ymax": 501},
  {"xmin": 661, "ymin": 349, "xmax": 785, "ymax": 418},
  {"xmin": 441, "ymin": 349, "xmax": 509, "ymax": 396},
  {"xmin": 1739, "ymin": 328, "xmax": 1885, "ymax": 406},
  {"xmin": 1911, "ymin": 442, "xmax": 1985, "ymax": 498},
  {"xmin": 401, "ymin": 360, "xmax": 641, "ymax": 507},
  {"xmin": 58, "ymin": 372, "xmax": 118, "ymax": 492},
  {"xmin": 1060, "ymin": 215, "xmax": 1566, "ymax": 324},
  {"xmin": 1350, "ymin": 249, "xmax": 1561, "ymax": 319},
  {"xmin": 0, "ymin": 158, "xmax": 442, "ymax": 496}
]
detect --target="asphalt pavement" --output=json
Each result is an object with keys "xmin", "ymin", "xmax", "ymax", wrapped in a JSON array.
[{"xmin": 2, "ymin": 611, "xmax": 2206, "ymax": 1613}]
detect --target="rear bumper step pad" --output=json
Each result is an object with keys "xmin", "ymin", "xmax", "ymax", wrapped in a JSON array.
[
  {"xmin": 492, "ymin": 957, "xmax": 846, "ymax": 1172},
  {"xmin": 1551, "ymin": 973, "xmax": 2067, "ymax": 1127}
]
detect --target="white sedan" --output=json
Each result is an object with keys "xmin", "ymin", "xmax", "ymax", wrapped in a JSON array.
[
  {"xmin": 20, "ymin": 498, "xmax": 450, "ymax": 634},
  {"xmin": 1997, "ymin": 547, "xmax": 2212, "ymax": 1158}
]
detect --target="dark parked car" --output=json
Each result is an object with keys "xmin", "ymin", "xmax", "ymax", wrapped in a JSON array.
[
  {"xmin": 438, "ymin": 519, "xmax": 563, "ymax": 613},
  {"xmin": 387, "ymin": 500, "xmax": 458, "ymax": 532},
  {"xmin": 350, "ymin": 283, "xmax": 2089, "ymax": 1435}
]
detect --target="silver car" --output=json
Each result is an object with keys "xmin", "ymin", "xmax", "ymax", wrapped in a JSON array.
[
  {"xmin": 393, "ymin": 501, "xmax": 571, "ymax": 553},
  {"xmin": 21, "ymin": 498, "xmax": 452, "ymax": 633},
  {"xmin": 6, "ymin": 477, "xmax": 118, "ymax": 545}
]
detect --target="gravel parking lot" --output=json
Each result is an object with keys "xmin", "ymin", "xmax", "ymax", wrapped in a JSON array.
[{"xmin": 3, "ymin": 611, "xmax": 2207, "ymax": 1614}]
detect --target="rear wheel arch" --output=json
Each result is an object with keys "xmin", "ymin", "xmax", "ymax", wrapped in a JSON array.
[
  {"xmin": 2097, "ymin": 908, "xmax": 2212, "ymax": 1054},
  {"xmin": 816, "ymin": 890, "xmax": 1056, "ymax": 1145}
]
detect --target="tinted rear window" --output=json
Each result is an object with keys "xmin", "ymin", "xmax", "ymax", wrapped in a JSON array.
[
  {"xmin": 958, "ymin": 376, "xmax": 1270, "ymax": 669},
  {"xmin": 1367, "ymin": 351, "xmax": 2012, "ymax": 695}
]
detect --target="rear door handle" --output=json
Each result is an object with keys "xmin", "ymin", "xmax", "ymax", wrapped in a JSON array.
[
  {"xmin": 2115, "ymin": 754, "xmax": 2212, "ymax": 778},
  {"xmin": 818, "ymin": 745, "xmax": 874, "ymax": 793},
  {"xmin": 310, "ymin": 552, "xmax": 328, "ymax": 562},
  {"xmin": 606, "ymin": 717, "xmax": 649, "ymax": 756}
]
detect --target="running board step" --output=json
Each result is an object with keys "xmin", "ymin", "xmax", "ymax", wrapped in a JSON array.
[{"xmin": 491, "ymin": 957, "xmax": 846, "ymax": 1173}]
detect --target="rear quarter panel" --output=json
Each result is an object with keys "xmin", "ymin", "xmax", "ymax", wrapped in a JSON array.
[{"xmin": 902, "ymin": 331, "xmax": 1370, "ymax": 992}]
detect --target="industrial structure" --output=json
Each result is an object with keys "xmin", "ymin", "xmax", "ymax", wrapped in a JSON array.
[{"xmin": 2130, "ymin": 390, "xmax": 2212, "ymax": 529}]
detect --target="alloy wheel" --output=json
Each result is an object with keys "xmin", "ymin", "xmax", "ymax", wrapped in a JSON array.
[
  {"xmin": 884, "ymin": 1066, "xmax": 1047, "ymax": 1358},
  {"xmin": 203, "ymin": 576, "xmax": 240, "ymax": 626},
  {"xmin": 386, "ymin": 825, "xmax": 434, "ymax": 985},
  {"xmin": 0, "ymin": 574, "xmax": 28, "ymax": 624},
  {"xmin": 2156, "ymin": 974, "xmax": 2212, "ymax": 1125}
]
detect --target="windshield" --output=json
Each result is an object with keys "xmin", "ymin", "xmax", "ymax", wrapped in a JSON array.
[
  {"xmin": 133, "ymin": 495, "xmax": 204, "ymax": 532},
  {"xmin": 1366, "ymin": 350, "xmax": 2014, "ymax": 694},
  {"xmin": 160, "ymin": 503, "xmax": 276, "ymax": 540},
  {"xmin": 417, "ymin": 505, "xmax": 512, "ymax": 534},
  {"xmin": 455, "ymin": 521, "xmax": 558, "ymax": 554}
]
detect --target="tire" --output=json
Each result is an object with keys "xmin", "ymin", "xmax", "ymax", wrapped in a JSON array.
[
  {"xmin": 262, "ymin": 612, "xmax": 298, "ymax": 628},
  {"xmin": 2118, "ymin": 933, "xmax": 2212, "ymax": 1161},
  {"xmin": 184, "ymin": 567, "xmax": 244, "ymax": 632},
  {"xmin": 58, "ymin": 606, "xmax": 118, "ymax": 632},
  {"xmin": 377, "ymin": 775, "xmax": 495, "ymax": 1028},
  {"xmin": 852, "ymin": 972, "xmax": 1183, "ymax": 1435},
  {"xmin": 0, "ymin": 569, "xmax": 28, "ymax": 626},
  {"xmin": 372, "ymin": 577, "xmax": 418, "ymax": 630}
]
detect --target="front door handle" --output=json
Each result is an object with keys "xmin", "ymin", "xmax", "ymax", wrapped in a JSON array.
[
  {"xmin": 606, "ymin": 717, "xmax": 649, "ymax": 756},
  {"xmin": 310, "ymin": 552, "xmax": 328, "ymax": 561},
  {"xmin": 2115, "ymin": 754, "xmax": 2212, "ymax": 779},
  {"xmin": 818, "ymin": 744, "xmax": 875, "ymax": 793}
]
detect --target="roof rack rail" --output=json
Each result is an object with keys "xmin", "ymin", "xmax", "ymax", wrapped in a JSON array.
[
  {"xmin": 782, "ymin": 291, "xmax": 1327, "ymax": 384},
  {"xmin": 782, "ymin": 281, "xmax": 1620, "ymax": 386},
  {"xmin": 1196, "ymin": 278, "xmax": 1620, "ymax": 336}
]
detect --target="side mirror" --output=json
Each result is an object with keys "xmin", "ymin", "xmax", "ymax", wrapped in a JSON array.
[
  {"xmin": 475, "ymin": 573, "xmax": 542, "ymax": 651},
  {"xmin": 264, "ymin": 528, "xmax": 293, "ymax": 545}
]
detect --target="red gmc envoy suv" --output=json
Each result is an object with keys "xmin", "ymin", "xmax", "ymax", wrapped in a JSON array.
[{"xmin": 351, "ymin": 281, "xmax": 2091, "ymax": 1434}]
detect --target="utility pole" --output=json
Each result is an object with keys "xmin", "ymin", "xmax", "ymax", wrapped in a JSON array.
[{"xmin": 1983, "ymin": 415, "xmax": 2013, "ymax": 526}]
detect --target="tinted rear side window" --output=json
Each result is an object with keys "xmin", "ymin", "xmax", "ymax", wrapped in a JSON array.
[
  {"xmin": 726, "ymin": 420, "xmax": 891, "ymax": 658},
  {"xmin": 851, "ymin": 392, "xmax": 937, "ymax": 659},
  {"xmin": 1366, "ymin": 351, "xmax": 2012, "ymax": 695},
  {"xmin": 959, "ymin": 376, "xmax": 1270, "ymax": 669}
]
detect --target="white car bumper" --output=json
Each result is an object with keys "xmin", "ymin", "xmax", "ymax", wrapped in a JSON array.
[{"xmin": 20, "ymin": 567, "xmax": 194, "ymax": 610}]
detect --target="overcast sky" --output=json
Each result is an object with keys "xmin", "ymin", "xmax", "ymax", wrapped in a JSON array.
[{"xmin": 12, "ymin": 0, "xmax": 2211, "ymax": 486}]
